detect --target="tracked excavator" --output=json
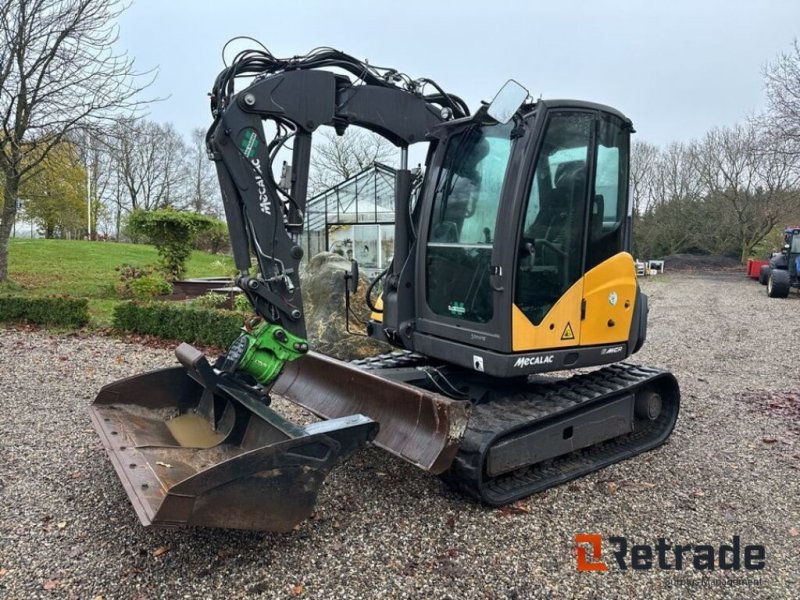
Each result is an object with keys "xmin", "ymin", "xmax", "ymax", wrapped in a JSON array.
[{"xmin": 90, "ymin": 44, "xmax": 680, "ymax": 532}]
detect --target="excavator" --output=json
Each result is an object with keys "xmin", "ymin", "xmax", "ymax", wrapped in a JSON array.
[{"xmin": 90, "ymin": 44, "xmax": 680, "ymax": 532}]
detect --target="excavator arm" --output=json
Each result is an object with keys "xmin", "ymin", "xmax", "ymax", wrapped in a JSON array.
[
  {"xmin": 89, "ymin": 45, "xmax": 475, "ymax": 533},
  {"xmin": 205, "ymin": 48, "xmax": 467, "ymax": 386}
]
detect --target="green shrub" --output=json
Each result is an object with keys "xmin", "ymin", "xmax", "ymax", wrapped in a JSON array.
[
  {"xmin": 114, "ymin": 263, "xmax": 149, "ymax": 297},
  {"xmin": 0, "ymin": 295, "xmax": 89, "ymax": 328},
  {"xmin": 233, "ymin": 293, "xmax": 252, "ymax": 312},
  {"xmin": 191, "ymin": 292, "xmax": 228, "ymax": 310},
  {"xmin": 126, "ymin": 209, "xmax": 217, "ymax": 281},
  {"xmin": 130, "ymin": 274, "xmax": 172, "ymax": 299},
  {"xmin": 114, "ymin": 263, "xmax": 172, "ymax": 299},
  {"xmin": 113, "ymin": 301, "xmax": 246, "ymax": 348},
  {"xmin": 191, "ymin": 291, "xmax": 253, "ymax": 313},
  {"xmin": 194, "ymin": 220, "xmax": 231, "ymax": 254}
]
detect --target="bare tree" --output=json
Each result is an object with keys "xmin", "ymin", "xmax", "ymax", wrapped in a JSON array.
[
  {"xmin": 82, "ymin": 129, "xmax": 114, "ymax": 239},
  {"xmin": 629, "ymin": 140, "xmax": 660, "ymax": 214},
  {"xmin": 764, "ymin": 38, "xmax": 800, "ymax": 149},
  {"xmin": 81, "ymin": 127, "xmax": 127, "ymax": 238},
  {"xmin": 109, "ymin": 119, "xmax": 188, "ymax": 215},
  {"xmin": 691, "ymin": 123, "xmax": 800, "ymax": 262},
  {"xmin": 187, "ymin": 127, "xmax": 220, "ymax": 216},
  {"xmin": 0, "ymin": 0, "xmax": 152, "ymax": 280},
  {"xmin": 309, "ymin": 128, "xmax": 396, "ymax": 195},
  {"xmin": 635, "ymin": 195, "xmax": 709, "ymax": 258},
  {"xmin": 652, "ymin": 142, "xmax": 703, "ymax": 208},
  {"xmin": 157, "ymin": 123, "xmax": 189, "ymax": 209}
]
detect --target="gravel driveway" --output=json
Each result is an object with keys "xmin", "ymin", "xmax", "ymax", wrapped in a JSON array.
[{"xmin": 1, "ymin": 273, "xmax": 798, "ymax": 599}]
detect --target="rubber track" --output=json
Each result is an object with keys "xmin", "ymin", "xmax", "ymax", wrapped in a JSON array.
[
  {"xmin": 350, "ymin": 350, "xmax": 430, "ymax": 370},
  {"xmin": 352, "ymin": 353, "xmax": 679, "ymax": 506},
  {"xmin": 443, "ymin": 363, "xmax": 680, "ymax": 505}
]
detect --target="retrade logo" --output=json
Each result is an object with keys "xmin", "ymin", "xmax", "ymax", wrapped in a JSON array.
[
  {"xmin": 575, "ymin": 534, "xmax": 608, "ymax": 572},
  {"xmin": 575, "ymin": 534, "xmax": 766, "ymax": 572}
]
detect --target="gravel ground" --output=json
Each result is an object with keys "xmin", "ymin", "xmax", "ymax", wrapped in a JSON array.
[{"xmin": 1, "ymin": 273, "xmax": 799, "ymax": 599}]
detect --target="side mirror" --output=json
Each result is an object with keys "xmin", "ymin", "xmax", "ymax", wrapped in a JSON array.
[
  {"xmin": 487, "ymin": 79, "xmax": 529, "ymax": 124},
  {"xmin": 346, "ymin": 260, "xmax": 359, "ymax": 294}
]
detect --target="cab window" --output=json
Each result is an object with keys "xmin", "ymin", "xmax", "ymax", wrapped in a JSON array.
[
  {"xmin": 585, "ymin": 117, "xmax": 628, "ymax": 270},
  {"xmin": 426, "ymin": 122, "xmax": 513, "ymax": 322},
  {"xmin": 516, "ymin": 113, "xmax": 591, "ymax": 325}
]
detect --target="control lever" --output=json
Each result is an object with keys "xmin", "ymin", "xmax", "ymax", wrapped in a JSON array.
[{"xmin": 525, "ymin": 241, "xmax": 536, "ymax": 270}]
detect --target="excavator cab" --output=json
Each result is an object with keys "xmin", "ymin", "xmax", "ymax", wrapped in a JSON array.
[{"xmin": 373, "ymin": 101, "xmax": 644, "ymax": 379}]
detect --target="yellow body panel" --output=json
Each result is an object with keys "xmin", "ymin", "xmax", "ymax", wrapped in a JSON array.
[
  {"xmin": 375, "ymin": 254, "xmax": 636, "ymax": 350},
  {"xmin": 371, "ymin": 295, "xmax": 384, "ymax": 323},
  {"xmin": 512, "ymin": 252, "xmax": 637, "ymax": 351},
  {"xmin": 580, "ymin": 252, "xmax": 637, "ymax": 346},
  {"xmin": 512, "ymin": 279, "xmax": 584, "ymax": 352}
]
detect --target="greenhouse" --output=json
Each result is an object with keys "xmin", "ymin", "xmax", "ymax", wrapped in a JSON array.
[{"xmin": 302, "ymin": 163, "xmax": 396, "ymax": 274}]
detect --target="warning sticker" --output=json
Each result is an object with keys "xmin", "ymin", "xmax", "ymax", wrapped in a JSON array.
[{"xmin": 561, "ymin": 322, "xmax": 575, "ymax": 341}]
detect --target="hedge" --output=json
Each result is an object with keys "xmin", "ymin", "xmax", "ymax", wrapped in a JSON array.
[
  {"xmin": 113, "ymin": 301, "xmax": 246, "ymax": 348},
  {"xmin": 0, "ymin": 295, "xmax": 90, "ymax": 328},
  {"xmin": 125, "ymin": 209, "xmax": 218, "ymax": 281}
]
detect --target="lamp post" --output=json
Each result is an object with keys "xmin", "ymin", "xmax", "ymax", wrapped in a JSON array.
[{"xmin": 85, "ymin": 129, "xmax": 92, "ymax": 240}]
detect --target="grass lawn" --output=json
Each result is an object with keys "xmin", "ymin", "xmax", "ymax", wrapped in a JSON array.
[{"xmin": 2, "ymin": 239, "xmax": 233, "ymax": 327}]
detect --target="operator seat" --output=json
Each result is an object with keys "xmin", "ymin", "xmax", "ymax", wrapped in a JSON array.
[
  {"xmin": 549, "ymin": 161, "xmax": 585, "ymax": 289},
  {"xmin": 531, "ymin": 161, "xmax": 585, "ymax": 276},
  {"xmin": 527, "ymin": 161, "xmax": 585, "ymax": 244},
  {"xmin": 517, "ymin": 160, "xmax": 586, "ymax": 323},
  {"xmin": 590, "ymin": 194, "xmax": 604, "ymax": 241}
]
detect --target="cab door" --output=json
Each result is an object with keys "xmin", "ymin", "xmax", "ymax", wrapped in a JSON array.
[
  {"xmin": 416, "ymin": 121, "xmax": 516, "ymax": 351},
  {"xmin": 579, "ymin": 114, "xmax": 636, "ymax": 347},
  {"xmin": 511, "ymin": 111, "xmax": 593, "ymax": 351}
]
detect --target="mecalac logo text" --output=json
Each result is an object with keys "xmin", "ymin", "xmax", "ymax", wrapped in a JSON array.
[
  {"xmin": 514, "ymin": 355, "xmax": 554, "ymax": 368},
  {"xmin": 576, "ymin": 534, "xmax": 765, "ymax": 572},
  {"xmin": 601, "ymin": 345, "xmax": 624, "ymax": 356},
  {"xmin": 250, "ymin": 158, "xmax": 271, "ymax": 216}
]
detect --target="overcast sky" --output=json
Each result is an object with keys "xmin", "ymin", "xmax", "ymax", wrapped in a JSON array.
[{"xmin": 119, "ymin": 0, "xmax": 800, "ymax": 149}]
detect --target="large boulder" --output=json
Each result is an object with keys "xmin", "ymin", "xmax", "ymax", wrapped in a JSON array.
[{"xmin": 300, "ymin": 252, "xmax": 392, "ymax": 360}]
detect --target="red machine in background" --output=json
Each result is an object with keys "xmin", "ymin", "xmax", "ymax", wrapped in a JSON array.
[{"xmin": 747, "ymin": 259, "xmax": 769, "ymax": 279}]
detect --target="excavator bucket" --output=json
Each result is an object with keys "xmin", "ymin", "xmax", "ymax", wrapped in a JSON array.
[
  {"xmin": 273, "ymin": 352, "xmax": 472, "ymax": 474},
  {"xmin": 90, "ymin": 344, "xmax": 377, "ymax": 532}
]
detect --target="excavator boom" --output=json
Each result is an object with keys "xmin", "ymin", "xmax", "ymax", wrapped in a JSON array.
[{"xmin": 90, "ymin": 45, "xmax": 473, "ymax": 531}]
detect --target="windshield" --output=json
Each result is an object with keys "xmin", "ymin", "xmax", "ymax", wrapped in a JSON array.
[
  {"xmin": 428, "ymin": 122, "xmax": 513, "ymax": 246},
  {"xmin": 426, "ymin": 122, "xmax": 514, "ymax": 323}
]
